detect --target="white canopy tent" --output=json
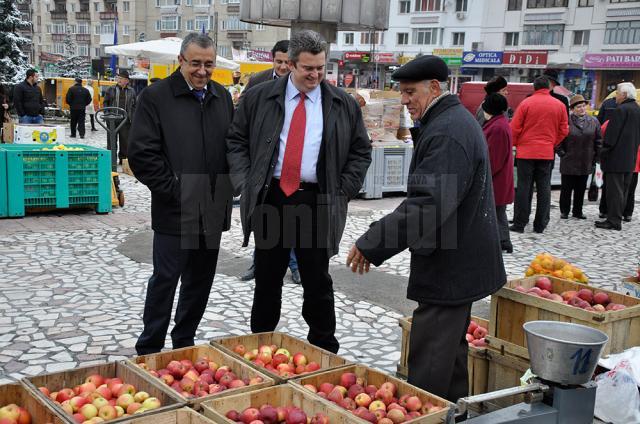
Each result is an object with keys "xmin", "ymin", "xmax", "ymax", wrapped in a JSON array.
[{"xmin": 105, "ymin": 37, "xmax": 239, "ymax": 71}]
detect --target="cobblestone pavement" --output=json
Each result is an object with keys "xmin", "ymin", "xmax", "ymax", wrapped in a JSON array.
[{"xmin": 0, "ymin": 128, "xmax": 638, "ymax": 387}]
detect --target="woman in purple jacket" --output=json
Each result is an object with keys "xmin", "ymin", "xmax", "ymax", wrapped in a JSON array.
[{"xmin": 482, "ymin": 93, "xmax": 515, "ymax": 253}]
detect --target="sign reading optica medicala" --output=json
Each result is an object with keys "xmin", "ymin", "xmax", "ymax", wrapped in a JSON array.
[
  {"xmin": 584, "ymin": 53, "xmax": 640, "ymax": 69},
  {"xmin": 462, "ymin": 51, "xmax": 503, "ymax": 66}
]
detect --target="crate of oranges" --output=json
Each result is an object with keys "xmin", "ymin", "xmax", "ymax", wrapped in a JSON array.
[{"xmin": 524, "ymin": 252, "xmax": 588, "ymax": 284}]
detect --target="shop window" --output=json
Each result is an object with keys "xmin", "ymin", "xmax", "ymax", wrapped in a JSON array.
[
  {"xmin": 412, "ymin": 28, "xmax": 439, "ymax": 45},
  {"xmin": 397, "ymin": 32, "xmax": 409, "ymax": 45},
  {"xmin": 415, "ymin": 0, "xmax": 443, "ymax": 12},
  {"xmin": 578, "ymin": 0, "xmax": 594, "ymax": 6},
  {"xmin": 399, "ymin": 0, "xmax": 411, "ymax": 13},
  {"xmin": 522, "ymin": 24, "xmax": 564, "ymax": 45},
  {"xmin": 455, "ymin": 0, "xmax": 468, "ymax": 11},
  {"xmin": 526, "ymin": 0, "xmax": 567, "ymax": 7},
  {"xmin": 573, "ymin": 30, "xmax": 590, "ymax": 45},
  {"xmin": 452, "ymin": 32, "xmax": 465, "ymax": 46},
  {"xmin": 605, "ymin": 20, "xmax": 640, "ymax": 44},
  {"xmin": 505, "ymin": 32, "xmax": 519, "ymax": 46},
  {"xmin": 344, "ymin": 33, "xmax": 354, "ymax": 45}
]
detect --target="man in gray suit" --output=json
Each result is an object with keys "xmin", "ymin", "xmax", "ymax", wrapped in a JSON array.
[{"xmin": 244, "ymin": 40, "xmax": 290, "ymax": 90}]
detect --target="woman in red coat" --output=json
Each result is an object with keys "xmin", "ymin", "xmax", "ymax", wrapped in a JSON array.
[{"xmin": 482, "ymin": 93, "xmax": 515, "ymax": 253}]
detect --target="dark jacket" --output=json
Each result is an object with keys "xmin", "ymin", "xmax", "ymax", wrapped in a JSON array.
[
  {"xmin": 600, "ymin": 99, "xmax": 640, "ymax": 173},
  {"xmin": 551, "ymin": 89, "xmax": 570, "ymax": 117},
  {"xmin": 65, "ymin": 83, "xmax": 92, "ymax": 111},
  {"xmin": 245, "ymin": 69, "xmax": 275, "ymax": 91},
  {"xmin": 226, "ymin": 77, "xmax": 372, "ymax": 256},
  {"xmin": 13, "ymin": 80, "xmax": 45, "ymax": 117},
  {"xmin": 483, "ymin": 114, "xmax": 514, "ymax": 206},
  {"xmin": 597, "ymin": 97, "xmax": 617, "ymax": 125},
  {"xmin": 356, "ymin": 95, "xmax": 506, "ymax": 306},
  {"xmin": 128, "ymin": 70, "xmax": 234, "ymax": 243},
  {"xmin": 556, "ymin": 114, "xmax": 602, "ymax": 175},
  {"xmin": 104, "ymin": 84, "xmax": 137, "ymax": 122}
]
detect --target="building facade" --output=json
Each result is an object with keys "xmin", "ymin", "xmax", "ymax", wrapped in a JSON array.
[{"xmin": 332, "ymin": 0, "xmax": 640, "ymax": 105}]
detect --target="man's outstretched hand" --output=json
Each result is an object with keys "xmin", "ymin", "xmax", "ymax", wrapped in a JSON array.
[{"xmin": 346, "ymin": 245, "xmax": 371, "ymax": 274}]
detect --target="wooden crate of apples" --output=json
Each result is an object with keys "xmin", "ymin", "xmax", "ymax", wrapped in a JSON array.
[
  {"xmin": 524, "ymin": 252, "xmax": 588, "ymax": 283},
  {"xmin": 127, "ymin": 344, "xmax": 274, "ymax": 408},
  {"xmin": 291, "ymin": 365, "xmax": 451, "ymax": 424},
  {"xmin": 212, "ymin": 332, "xmax": 350, "ymax": 382},
  {"xmin": 120, "ymin": 407, "xmax": 218, "ymax": 424},
  {"xmin": 488, "ymin": 276, "xmax": 640, "ymax": 358},
  {"xmin": 24, "ymin": 362, "xmax": 183, "ymax": 424},
  {"xmin": 0, "ymin": 383, "xmax": 68, "ymax": 424},
  {"xmin": 200, "ymin": 384, "xmax": 361, "ymax": 424}
]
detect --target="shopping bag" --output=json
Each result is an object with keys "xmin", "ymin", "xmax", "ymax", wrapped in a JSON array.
[{"xmin": 588, "ymin": 171, "xmax": 599, "ymax": 202}]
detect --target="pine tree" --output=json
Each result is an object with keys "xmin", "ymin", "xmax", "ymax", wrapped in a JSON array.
[
  {"xmin": 0, "ymin": 0, "xmax": 32, "ymax": 84},
  {"xmin": 56, "ymin": 26, "xmax": 89, "ymax": 78}
]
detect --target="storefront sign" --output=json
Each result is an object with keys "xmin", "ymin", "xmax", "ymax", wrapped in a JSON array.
[
  {"xmin": 584, "ymin": 53, "xmax": 640, "ymax": 69},
  {"xmin": 344, "ymin": 52, "xmax": 370, "ymax": 62},
  {"xmin": 374, "ymin": 53, "xmax": 396, "ymax": 63},
  {"xmin": 248, "ymin": 50, "xmax": 272, "ymax": 62},
  {"xmin": 398, "ymin": 55, "xmax": 415, "ymax": 65},
  {"xmin": 462, "ymin": 51, "xmax": 502, "ymax": 66},
  {"xmin": 434, "ymin": 48, "xmax": 463, "ymax": 66},
  {"xmin": 503, "ymin": 51, "xmax": 548, "ymax": 68}
]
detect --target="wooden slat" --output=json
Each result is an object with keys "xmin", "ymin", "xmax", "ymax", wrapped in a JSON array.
[
  {"xmin": 0, "ymin": 383, "xmax": 69, "ymax": 424},
  {"xmin": 201, "ymin": 384, "xmax": 361, "ymax": 424},
  {"xmin": 485, "ymin": 348, "xmax": 530, "ymax": 409},
  {"xmin": 124, "ymin": 344, "xmax": 275, "ymax": 410},
  {"xmin": 211, "ymin": 332, "xmax": 350, "ymax": 383},
  {"xmin": 23, "ymin": 362, "xmax": 185, "ymax": 424},
  {"xmin": 289, "ymin": 365, "xmax": 451, "ymax": 424},
  {"xmin": 121, "ymin": 407, "xmax": 217, "ymax": 424}
]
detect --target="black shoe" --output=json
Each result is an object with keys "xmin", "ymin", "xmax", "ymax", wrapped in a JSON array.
[
  {"xmin": 623, "ymin": 216, "xmax": 632, "ymax": 222},
  {"xmin": 560, "ymin": 213, "xmax": 568, "ymax": 219},
  {"xmin": 70, "ymin": 135, "xmax": 76, "ymax": 138},
  {"xmin": 291, "ymin": 269, "xmax": 301, "ymax": 285},
  {"xmin": 80, "ymin": 136, "xmax": 85, "ymax": 139},
  {"xmin": 599, "ymin": 213, "xmax": 606, "ymax": 219},
  {"xmin": 240, "ymin": 269, "xmax": 255, "ymax": 281},
  {"xmin": 533, "ymin": 228, "xmax": 544, "ymax": 234},
  {"xmin": 573, "ymin": 214, "xmax": 587, "ymax": 220},
  {"xmin": 595, "ymin": 220, "xmax": 621, "ymax": 230},
  {"xmin": 509, "ymin": 225, "xmax": 524, "ymax": 233},
  {"xmin": 91, "ymin": 128, "xmax": 98, "ymax": 131},
  {"xmin": 501, "ymin": 241, "xmax": 513, "ymax": 254}
]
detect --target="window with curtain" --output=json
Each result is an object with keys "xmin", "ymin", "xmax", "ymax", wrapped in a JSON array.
[{"xmin": 522, "ymin": 24, "xmax": 564, "ymax": 44}]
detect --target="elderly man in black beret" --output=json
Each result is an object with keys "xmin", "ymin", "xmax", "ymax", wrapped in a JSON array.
[
  {"xmin": 476, "ymin": 75, "xmax": 511, "ymax": 126},
  {"xmin": 347, "ymin": 56, "xmax": 506, "ymax": 407}
]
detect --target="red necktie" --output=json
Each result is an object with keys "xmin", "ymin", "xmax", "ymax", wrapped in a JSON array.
[{"xmin": 280, "ymin": 92, "xmax": 306, "ymax": 196}]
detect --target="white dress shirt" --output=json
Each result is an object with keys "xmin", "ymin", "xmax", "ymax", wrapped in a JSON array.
[{"xmin": 274, "ymin": 76, "xmax": 323, "ymax": 183}]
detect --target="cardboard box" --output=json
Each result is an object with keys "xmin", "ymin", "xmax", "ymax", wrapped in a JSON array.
[
  {"xmin": 621, "ymin": 276, "xmax": 640, "ymax": 298},
  {"xmin": 2, "ymin": 121, "xmax": 15, "ymax": 142},
  {"xmin": 14, "ymin": 124, "xmax": 66, "ymax": 144}
]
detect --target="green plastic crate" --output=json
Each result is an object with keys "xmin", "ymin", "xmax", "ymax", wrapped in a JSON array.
[{"xmin": 0, "ymin": 144, "xmax": 112, "ymax": 217}]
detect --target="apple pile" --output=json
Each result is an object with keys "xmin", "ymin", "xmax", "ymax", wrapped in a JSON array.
[
  {"xmin": 225, "ymin": 405, "xmax": 328, "ymax": 424},
  {"xmin": 233, "ymin": 344, "xmax": 320, "ymax": 378},
  {"xmin": 301, "ymin": 372, "xmax": 443, "ymax": 423},
  {"xmin": 0, "ymin": 403, "xmax": 32, "ymax": 424},
  {"xmin": 524, "ymin": 253, "xmax": 588, "ymax": 284},
  {"xmin": 514, "ymin": 277, "xmax": 626, "ymax": 312},
  {"xmin": 37, "ymin": 374, "xmax": 162, "ymax": 423},
  {"xmin": 466, "ymin": 321, "xmax": 487, "ymax": 348},
  {"xmin": 137, "ymin": 356, "xmax": 264, "ymax": 399}
]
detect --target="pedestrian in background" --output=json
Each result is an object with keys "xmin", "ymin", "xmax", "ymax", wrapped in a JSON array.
[
  {"xmin": 85, "ymin": 79, "xmax": 98, "ymax": 132},
  {"xmin": 476, "ymin": 75, "xmax": 509, "ymax": 126},
  {"xmin": 556, "ymin": 94, "xmax": 602, "ymax": 220},
  {"xmin": 596, "ymin": 82, "xmax": 640, "ymax": 231},
  {"xmin": 13, "ymin": 69, "xmax": 46, "ymax": 124},
  {"xmin": 543, "ymin": 69, "xmax": 570, "ymax": 116},
  {"xmin": 65, "ymin": 77, "xmax": 92, "ymax": 139},
  {"xmin": 104, "ymin": 69, "xmax": 136, "ymax": 164},
  {"xmin": 482, "ymin": 93, "xmax": 514, "ymax": 253},
  {"xmin": 510, "ymin": 77, "xmax": 569, "ymax": 234},
  {"xmin": 129, "ymin": 34, "xmax": 234, "ymax": 354}
]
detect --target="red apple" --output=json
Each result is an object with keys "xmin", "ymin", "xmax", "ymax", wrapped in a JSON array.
[
  {"xmin": 467, "ymin": 320, "xmax": 478, "ymax": 335},
  {"xmin": 405, "ymin": 396, "xmax": 422, "ymax": 412},
  {"xmin": 593, "ymin": 292, "xmax": 610, "ymax": 305},
  {"xmin": 241, "ymin": 408, "xmax": 261, "ymax": 424},
  {"xmin": 85, "ymin": 374, "xmax": 105, "ymax": 388},
  {"xmin": 375, "ymin": 388, "xmax": 394, "ymax": 405},
  {"xmin": 226, "ymin": 410, "xmax": 240, "ymax": 421},
  {"xmin": 285, "ymin": 408, "xmax": 307, "ymax": 424},
  {"xmin": 167, "ymin": 360, "xmax": 187, "ymax": 378},
  {"xmin": 472, "ymin": 326, "xmax": 487, "ymax": 339},
  {"xmin": 341, "ymin": 397, "xmax": 357, "ymax": 410},
  {"xmin": 194, "ymin": 359, "xmax": 209, "ymax": 373},
  {"xmin": 355, "ymin": 393, "xmax": 372, "ymax": 408},
  {"xmin": 305, "ymin": 362, "xmax": 320, "ymax": 372},
  {"xmin": 259, "ymin": 405, "xmax": 278, "ymax": 424},
  {"xmin": 577, "ymin": 289, "xmax": 594, "ymax": 304},
  {"xmin": 339, "ymin": 372, "xmax": 357, "ymax": 389},
  {"xmin": 561, "ymin": 290, "xmax": 577, "ymax": 302},
  {"xmin": 327, "ymin": 388, "xmax": 344, "ymax": 404},
  {"xmin": 535, "ymin": 276, "xmax": 552, "ymax": 291},
  {"xmin": 292, "ymin": 353, "xmax": 308, "ymax": 367},
  {"xmin": 233, "ymin": 344, "xmax": 246, "ymax": 356},
  {"xmin": 380, "ymin": 382, "xmax": 397, "ymax": 396},
  {"xmin": 319, "ymin": 383, "xmax": 334, "ymax": 395}
]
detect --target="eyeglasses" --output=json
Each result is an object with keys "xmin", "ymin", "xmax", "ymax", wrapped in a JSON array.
[{"xmin": 182, "ymin": 57, "xmax": 215, "ymax": 71}]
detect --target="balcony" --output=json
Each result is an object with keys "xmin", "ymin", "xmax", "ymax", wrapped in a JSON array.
[
  {"xmin": 50, "ymin": 10, "xmax": 67, "ymax": 19},
  {"xmin": 76, "ymin": 34, "xmax": 91, "ymax": 42},
  {"xmin": 227, "ymin": 4, "xmax": 239, "ymax": 13},
  {"xmin": 51, "ymin": 34, "xmax": 65, "ymax": 42},
  {"xmin": 99, "ymin": 11, "xmax": 118, "ymax": 20},
  {"xmin": 160, "ymin": 32, "xmax": 178, "ymax": 38},
  {"xmin": 76, "ymin": 11, "xmax": 91, "ymax": 20},
  {"xmin": 227, "ymin": 30, "xmax": 249, "ymax": 40},
  {"xmin": 17, "ymin": 2, "xmax": 30, "ymax": 12}
]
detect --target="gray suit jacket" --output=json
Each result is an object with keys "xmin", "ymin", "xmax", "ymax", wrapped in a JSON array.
[{"xmin": 245, "ymin": 69, "xmax": 275, "ymax": 91}]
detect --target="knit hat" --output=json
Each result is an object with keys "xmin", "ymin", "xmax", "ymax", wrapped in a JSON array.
[
  {"xmin": 484, "ymin": 76, "xmax": 507, "ymax": 94},
  {"xmin": 482, "ymin": 93, "xmax": 508, "ymax": 116}
]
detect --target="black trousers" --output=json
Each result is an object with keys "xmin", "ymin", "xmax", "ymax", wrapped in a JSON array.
[
  {"xmin": 89, "ymin": 114, "xmax": 97, "ymax": 130},
  {"xmin": 135, "ymin": 232, "xmax": 219, "ymax": 355},
  {"xmin": 252, "ymin": 182, "xmax": 339, "ymax": 353},
  {"xmin": 117, "ymin": 122, "xmax": 130, "ymax": 160},
  {"xmin": 513, "ymin": 159, "xmax": 553, "ymax": 232},
  {"xmin": 69, "ymin": 109, "xmax": 86, "ymax": 137},
  {"xmin": 600, "ymin": 172, "xmax": 638, "ymax": 218},
  {"xmin": 600, "ymin": 172, "xmax": 633, "ymax": 228},
  {"xmin": 408, "ymin": 303, "xmax": 472, "ymax": 403},
  {"xmin": 495, "ymin": 205, "xmax": 511, "ymax": 245},
  {"xmin": 559, "ymin": 174, "xmax": 589, "ymax": 216}
]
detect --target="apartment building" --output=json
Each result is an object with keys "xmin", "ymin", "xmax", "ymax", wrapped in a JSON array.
[
  {"xmin": 333, "ymin": 0, "xmax": 640, "ymax": 104},
  {"xmin": 26, "ymin": 0, "xmax": 287, "ymax": 76}
]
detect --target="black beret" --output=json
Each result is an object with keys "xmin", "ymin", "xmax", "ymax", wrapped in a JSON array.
[
  {"xmin": 484, "ymin": 76, "xmax": 507, "ymax": 94},
  {"xmin": 392, "ymin": 55, "xmax": 449, "ymax": 82},
  {"xmin": 482, "ymin": 93, "xmax": 508, "ymax": 116}
]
